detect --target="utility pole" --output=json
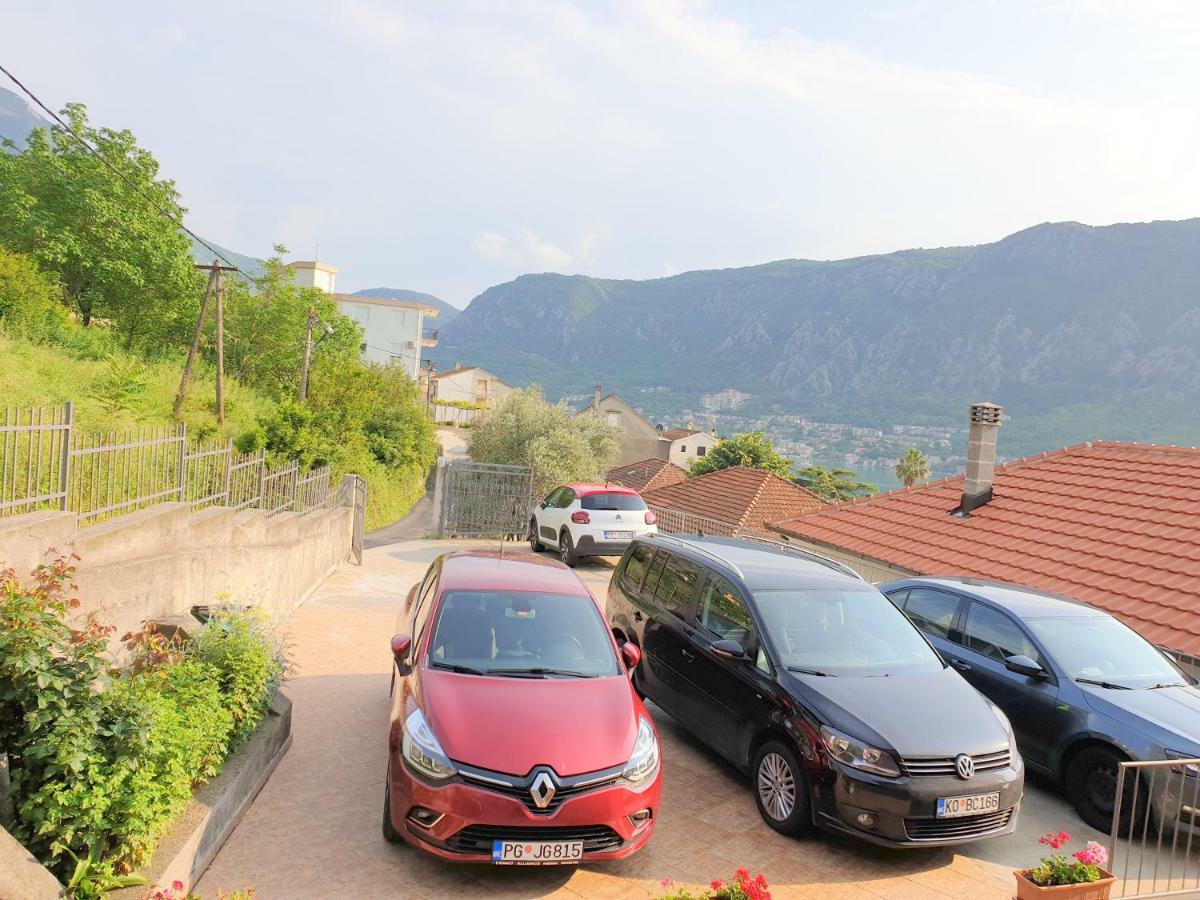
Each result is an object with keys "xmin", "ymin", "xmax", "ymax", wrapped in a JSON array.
[
  {"xmin": 214, "ymin": 264, "xmax": 227, "ymax": 426},
  {"xmin": 174, "ymin": 259, "xmax": 236, "ymax": 422},
  {"xmin": 299, "ymin": 310, "xmax": 318, "ymax": 402}
]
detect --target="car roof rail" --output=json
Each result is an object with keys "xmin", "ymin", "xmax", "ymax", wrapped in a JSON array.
[
  {"xmin": 732, "ymin": 534, "xmax": 865, "ymax": 580},
  {"xmin": 649, "ymin": 534, "xmax": 745, "ymax": 578}
]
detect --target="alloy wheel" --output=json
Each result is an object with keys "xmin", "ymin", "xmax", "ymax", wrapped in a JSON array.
[
  {"xmin": 757, "ymin": 751, "xmax": 796, "ymax": 821},
  {"xmin": 1087, "ymin": 760, "xmax": 1119, "ymax": 813}
]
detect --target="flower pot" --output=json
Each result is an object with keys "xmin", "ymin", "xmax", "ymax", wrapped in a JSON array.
[{"xmin": 1014, "ymin": 869, "xmax": 1115, "ymax": 900}]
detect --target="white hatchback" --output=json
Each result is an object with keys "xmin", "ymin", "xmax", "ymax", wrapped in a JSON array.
[{"xmin": 530, "ymin": 483, "xmax": 658, "ymax": 567}]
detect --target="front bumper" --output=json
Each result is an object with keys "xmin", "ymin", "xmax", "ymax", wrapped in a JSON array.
[
  {"xmin": 388, "ymin": 757, "xmax": 661, "ymax": 863},
  {"xmin": 813, "ymin": 757, "xmax": 1024, "ymax": 848}
]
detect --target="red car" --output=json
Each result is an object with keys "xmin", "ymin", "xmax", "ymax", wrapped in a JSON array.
[{"xmin": 383, "ymin": 550, "xmax": 662, "ymax": 864}]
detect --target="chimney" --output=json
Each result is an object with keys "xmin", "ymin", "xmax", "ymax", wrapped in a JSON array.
[
  {"xmin": 593, "ymin": 385, "xmax": 602, "ymax": 411},
  {"xmin": 959, "ymin": 402, "xmax": 1003, "ymax": 515}
]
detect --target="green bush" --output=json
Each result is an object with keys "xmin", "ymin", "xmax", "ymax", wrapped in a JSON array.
[
  {"xmin": 189, "ymin": 606, "xmax": 286, "ymax": 744},
  {"xmin": 0, "ymin": 562, "xmax": 286, "ymax": 896}
]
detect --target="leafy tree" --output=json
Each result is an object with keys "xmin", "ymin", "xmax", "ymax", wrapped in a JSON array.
[
  {"xmin": 469, "ymin": 387, "xmax": 620, "ymax": 494},
  {"xmin": 221, "ymin": 250, "xmax": 361, "ymax": 398},
  {"xmin": 0, "ymin": 103, "xmax": 202, "ymax": 347},
  {"xmin": 689, "ymin": 431, "xmax": 792, "ymax": 478},
  {"xmin": 0, "ymin": 247, "xmax": 67, "ymax": 338},
  {"xmin": 793, "ymin": 465, "xmax": 877, "ymax": 502},
  {"xmin": 894, "ymin": 447, "xmax": 931, "ymax": 487}
]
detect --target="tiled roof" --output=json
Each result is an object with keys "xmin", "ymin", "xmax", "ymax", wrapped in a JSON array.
[
  {"xmin": 643, "ymin": 466, "xmax": 826, "ymax": 534},
  {"xmin": 605, "ymin": 458, "xmax": 689, "ymax": 493},
  {"xmin": 660, "ymin": 428, "xmax": 701, "ymax": 441},
  {"xmin": 769, "ymin": 442, "xmax": 1200, "ymax": 654}
]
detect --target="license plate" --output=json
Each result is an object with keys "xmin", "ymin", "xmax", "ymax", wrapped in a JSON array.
[
  {"xmin": 604, "ymin": 531, "xmax": 634, "ymax": 539},
  {"xmin": 492, "ymin": 839, "xmax": 584, "ymax": 865},
  {"xmin": 937, "ymin": 792, "xmax": 1001, "ymax": 818}
]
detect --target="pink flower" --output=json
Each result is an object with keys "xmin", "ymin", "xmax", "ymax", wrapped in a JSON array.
[
  {"xmin": 660, "ymin": 877, "xmax": 674, "ymax": 888},
  {"xmin": 1073, "ymin": 841, "xmax": 1108, "ymax": 867},
  {"xmin": 172, "ymin": 883, "xmax": 185, "ymax": 892}
]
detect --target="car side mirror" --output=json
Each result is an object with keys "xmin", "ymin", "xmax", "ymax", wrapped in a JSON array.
[
  {"xmin": 538, "ymin": 500, "xmax": 547, "ymax": 509},
  {"xmin": 1005, "ymin": 654, "xmax": 1046, "ymax": 679},
  {"xmin": 391, "ymin": 633, "xmax": 413, "ymax": 676},
  {"xmin": 711, "ymin": 639, "xmax": 746, "ymax": 660},
  {"xmin": 621, "ymin": 642, "xmax": 641, "ymax": 676}
]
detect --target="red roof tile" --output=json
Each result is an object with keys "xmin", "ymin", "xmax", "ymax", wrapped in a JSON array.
[
  {"xmin": 643, "ymin": 466, "xmax": 826, "ymax": 534},
  {"xmin": 769, "ymin": 442, "xmax": 1200, "ymax": 654},
  {"xmin": 605, "ymin": 458, "xmax": 689, "ymax": 493},
  {"xmin": 660, "ymin": 428, "xmax": 702, "ymax": 441}
]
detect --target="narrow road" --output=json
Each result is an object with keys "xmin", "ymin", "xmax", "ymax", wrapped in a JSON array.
[
  {"xmin": 197, "ymin": 539, "xmax": 1100, "ymax": 899},
  {"xmin": 364, "ymin": 428, "xmax": 472, "ymax": 548}
]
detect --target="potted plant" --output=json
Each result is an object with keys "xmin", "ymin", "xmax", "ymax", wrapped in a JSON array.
[
  {"xmin": 656, "ymin": 867, "xmax": 771, "ymax": 900},
  {"xmin": 1015, "ymin": 831, "xmax": 1116, "ymax": 899}
]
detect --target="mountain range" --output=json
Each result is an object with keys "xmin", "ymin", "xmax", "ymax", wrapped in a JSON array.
[
  {"xmin": 352, "ymin": 288, "xmax": 460, "ymax": 323},
  {"xmin": 432, "ymin": 218, "xmax": 1200, "ymax": 454}
]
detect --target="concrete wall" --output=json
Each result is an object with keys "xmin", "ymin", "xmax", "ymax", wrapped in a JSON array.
[
  {"xmin": 667, "ymin": 432, "xmax": 718, "ymax": 468},
  {"xmin": 433, "ymin": 369, "xmax": 512, "ymax": 405},
  {"xmin": 0, "ymin": 503, "xmax": 353, "ymax": 642}
]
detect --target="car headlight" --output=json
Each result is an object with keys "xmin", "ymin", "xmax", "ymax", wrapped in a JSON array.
[
  {"xmin": 821, "ymin": 726, "xmax": 900, "ymax": 778},
  {"xmin": 1166, "ymin": 749, "xmax": 1200, "ymax": 778},
  {"xmin": 402, "ymin": 709, "xmax": 456, "ymax": 781},
  {"xmin": 623, "ymin": 717, "xmax": 659, "ymax": 783}
]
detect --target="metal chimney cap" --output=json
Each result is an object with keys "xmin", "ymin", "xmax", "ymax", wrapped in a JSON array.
[{"xmin": 968, "ymin": 402, "xmax": 1003, "ymax": 425}]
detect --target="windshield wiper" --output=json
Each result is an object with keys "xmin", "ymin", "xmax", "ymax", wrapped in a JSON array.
[
  {"xmin": 1075, "ymin": 676, "xmax": 1132, "ymax": 690},
  {"xmin": 487, "ymin": 667, "xmax": 597, "ymax": 678},
  {"xmin": 786, "ymin": 665, "xmax": 835, "ymax": 677},
  {"xmin": 431, "ymin": 662, "xmax": 488, "ymax": 676},
  {"xmin": 1145, "ymin": 682, "xmax": 1186, "ymax": 690}
]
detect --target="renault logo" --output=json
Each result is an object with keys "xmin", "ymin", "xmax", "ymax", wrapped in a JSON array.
[
  {"xmin": 955, "ymin": 754, "xmax": 976, "ymax": 780},
  {"xmin": 529, "ymin": 771, "xmax": 557, "ymax": 809}
]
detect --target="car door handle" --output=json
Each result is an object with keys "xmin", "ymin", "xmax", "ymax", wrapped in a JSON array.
[
  {"xmin": 633, "ymin": 611, "xmax": 643, "ymax": 622},
  {"xmin": 680, "ymin": 648, "xmax": 695, "ymax": 663},
  {"xmin": 950, "ymin": 659, "xmax": 972, "ymax": 672}
]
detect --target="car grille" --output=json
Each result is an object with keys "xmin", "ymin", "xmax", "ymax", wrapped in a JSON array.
[
  {"xmin": 904, "ymin": 808, "xmax": 1015, "ymax": 842},
  {"xmin": 457, "ymin": 763, "xmax": 622, "ymax": 815},
  {"xmin": 445, "ymin": 824, "xmax": 623, "ymax": 855},
  {"xmin": 900, "ymin": 748, "xmax": 1011, "ymax": 777}
]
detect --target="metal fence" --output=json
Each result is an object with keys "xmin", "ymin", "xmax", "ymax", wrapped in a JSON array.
[
  {"xmin": 438, "ymin": 460, "xmax": 533, "ymax": 538},
  {"xmin": 1107, "ymin": 758, "xmax": 1200, "ymax": 898},
  {"xmin": 430, "ymin": 403, "xmax": 482, "ymax": 427},
  {"xmin": 0, "ymin": 403, "xmax": 343, "ymax": 525}
]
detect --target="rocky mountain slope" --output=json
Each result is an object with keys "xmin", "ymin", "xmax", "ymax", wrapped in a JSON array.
[{"xmin": 433, "ymin": 219, "xmax": 1200, "ymax": 446}]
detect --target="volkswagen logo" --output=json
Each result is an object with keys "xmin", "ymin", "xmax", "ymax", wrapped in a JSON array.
[
  {"xmin": 529, "ymin": 770, "xmax": 557, "ymax": 809},
  {"xmin": 955, "ymin": 753, "xmax": 976, "ymax": 780}
]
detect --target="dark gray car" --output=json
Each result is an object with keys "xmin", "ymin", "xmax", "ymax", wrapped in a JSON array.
[
  {"xmin": 609, "ymin": 535, "xmax": 1024, "ymax": 847},
  {"xmin": 881, "ymin": 577, "xmax": 1200, "ymax": 832}
]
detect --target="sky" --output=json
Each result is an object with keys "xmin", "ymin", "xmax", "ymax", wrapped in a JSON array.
[{"xmin": 4, "ymin": 1, "xmax": 1199, "ymax": 307}]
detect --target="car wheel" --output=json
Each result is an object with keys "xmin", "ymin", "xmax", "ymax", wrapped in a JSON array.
[
  {"xmin": 382, "ymin": 763, "xmax": 403, "ymax": 844},
  {"xmin": 1066, "ymin": 746, "xmax": 1141, "ymax": 834},
  {"xmin": 753, "ymin": 740, "xmax": 812, "ymax": 836},
  {"xmin": 529, "ymin": 518, "xmax": 545, "ymax": 552},
  {"xmin": 559, "ymin": 529, "xmax": 578, "ymax": 567}
]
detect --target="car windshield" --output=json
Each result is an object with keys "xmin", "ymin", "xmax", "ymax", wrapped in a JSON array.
[
  {"xmin": 426, "ymin": 590, "xmax": 620, "ymax": 677},
  {"xmin": 754, "ymin": 588, "xmax": 943, "ymax": 676},
  {"xmin": 1026, "ymin": 615, "xmax": 1187, "ymax": 688},
  {"xmin": 580, "ymin": 493, "xmax": 646, "ymax": 511}
]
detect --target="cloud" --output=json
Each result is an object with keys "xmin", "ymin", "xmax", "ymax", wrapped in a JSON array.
[{"xmin": 473, "ymin": 230, "xmax": 572, "ymax": 270}]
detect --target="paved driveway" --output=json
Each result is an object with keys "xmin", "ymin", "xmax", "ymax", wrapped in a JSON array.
[{"xmin": 197, "ymin": 540, "xmax": 1112, "ymax": 900}]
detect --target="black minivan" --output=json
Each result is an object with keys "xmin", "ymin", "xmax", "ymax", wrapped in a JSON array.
[{"xmin": 608, "ymin": 534, "xmax": 1024, "ymax": 847}]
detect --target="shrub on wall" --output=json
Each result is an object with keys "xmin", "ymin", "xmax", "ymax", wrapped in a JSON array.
[{"xmin": 0, "ymin": 560, "xmax": 287, "ymax": 897}]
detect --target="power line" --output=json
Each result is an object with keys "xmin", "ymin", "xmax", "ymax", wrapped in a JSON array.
[{"xmin": 0, "ymin": 62, "xmax": 265, "ymax": 290}]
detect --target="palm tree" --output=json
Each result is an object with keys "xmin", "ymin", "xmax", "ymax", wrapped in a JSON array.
[{"xmin": 895, "ymin": 448, "xmax": 931, "ymax": 487}]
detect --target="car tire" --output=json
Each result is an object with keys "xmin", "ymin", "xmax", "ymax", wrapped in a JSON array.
[
  {"xmin": 753, "ymin": 740, "xmax": 812, "ymax": 836},
  {"xmin": 559, "ymin": 529, "xmax": 578, "ymax": 567},
  {"xmin": 529, "ymin": 518, "xmax": 545, "ymax": 552},
  {"xmin": 382, "ymin": 764, "xmax": 403, "ymax": 844},
  {"xmin": 1066, "ymin": 745, "xmax": 1141, "ymax": 834}
]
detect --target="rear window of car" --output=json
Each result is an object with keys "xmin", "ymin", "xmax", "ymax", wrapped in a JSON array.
[{"xmin": 580, "ymin": 492, "xmax": 646, "ymax": 511}]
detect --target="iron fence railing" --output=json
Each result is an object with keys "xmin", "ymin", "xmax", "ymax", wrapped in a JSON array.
[
  {"xmin": 647, "ymin": 505, "xmax": 764, "ymax": 538},
  {"xmin": 0, "ymin": 403, "xmax": 341, "ymax": 525},
  {"xmin": 1108, "ymin": 758, "xmax": 1200, "ymax": 898},
  {"xmin": 430, "ymin": 402, "xmax": 482, "ymax": 427}
]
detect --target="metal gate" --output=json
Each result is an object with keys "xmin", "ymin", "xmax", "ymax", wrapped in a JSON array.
[
  {"xmin": 1106, "ymin": 757, "xmax": 1200, "ymax": 898},
  {"xmin": 439, "ymin": 461, "xmax": 533, "ymax": 538}
]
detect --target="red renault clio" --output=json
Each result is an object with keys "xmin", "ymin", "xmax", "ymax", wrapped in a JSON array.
[{"xmin": 383, "ymin": 550, "xmax": 662, "ymax": 864}]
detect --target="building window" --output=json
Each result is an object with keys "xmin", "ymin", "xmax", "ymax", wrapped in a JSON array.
[
  {"xmin": 697, "ymin": 445, "xmax": 706, "ymax": 456},
  {"xmin": 679, "ymin": 445, "xmax": 686, "ymax": 454},
  {"xmin": 388, "ymin": 355, "xmax": 404, "ymax": 366},
  {"xmin": 606, "ymin": 411, "xmax": 620, "ymax": 425}
]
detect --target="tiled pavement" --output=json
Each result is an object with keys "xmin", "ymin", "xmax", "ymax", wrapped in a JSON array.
[{"xmin": 197, "ymin": 540, "xmax": 1106, "ymax": 900}]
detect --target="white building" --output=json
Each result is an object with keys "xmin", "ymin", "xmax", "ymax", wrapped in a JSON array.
[
  {"xmin": 286, "ymin": 261, "xmax": 439, "ymax": 380},
  {"xmin": 432, "ymin": 365, "xmax": 512, "ymax": 406}
]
